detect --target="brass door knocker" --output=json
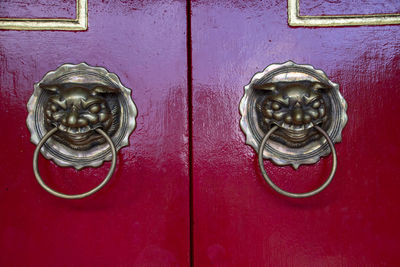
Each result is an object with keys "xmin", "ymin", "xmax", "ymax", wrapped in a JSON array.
[
  {"xmin": 240, "ymin": 61, "xmax": 347, "ymax": 198},
  {"xmin": 27, "ymin": 63, "xmax": 137, "ymax": 199}
]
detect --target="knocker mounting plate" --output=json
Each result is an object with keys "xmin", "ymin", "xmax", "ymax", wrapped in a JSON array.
[
  {"xmin": 240, "ymin": 61, "xmax": 347, "ymax": 169},
  {"xmin": 27, "ymin": 63, "xmax": 137, "ymax": 169}
]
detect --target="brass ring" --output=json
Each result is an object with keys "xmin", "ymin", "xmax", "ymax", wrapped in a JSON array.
[
  {"xmin": 258, "ymin": 125, "xmax": 337, "ymax": 198},
  {"xmin": 33, "ymin": 127, "xmax": 117, "ymax": 199}
]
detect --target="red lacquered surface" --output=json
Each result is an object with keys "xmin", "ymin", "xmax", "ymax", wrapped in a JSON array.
[
  {"xmin": 191, "ymin": 0, "xmax": 400, "ymax": 266},
  {"xmin": 300, "ymin": 0, "xmax": 400, "ymax": 16},
  {"xmin": 0, "ymin": 0, "xmax": 75, "ymax": 19},
  {"xmin": 0, "ymin": 1, "xmax": 189, "ymax": 266}
]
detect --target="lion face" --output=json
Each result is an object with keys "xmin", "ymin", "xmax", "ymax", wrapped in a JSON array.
[
  {"xmin": 256, "ymin": 81, "xmax": 329, "ymax": 147},
  {"xmin": 43, "ymin": 86, "xmax": 119, "ymax": 150}
]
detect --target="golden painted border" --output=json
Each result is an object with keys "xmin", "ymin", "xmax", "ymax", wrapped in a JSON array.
[
  {"xmin": 288, "ymin": 0, "xmax": 400, "ymax": 27},
  {"xmin": 0, "ymin": 0, "xmax": 87, "ymax": 31}
]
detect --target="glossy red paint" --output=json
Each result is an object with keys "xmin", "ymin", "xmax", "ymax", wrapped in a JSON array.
[
  {"xmin": 2, "ymin": 0, "xmax": 400, "ymax": 266},
  {"xmin": 0, "ymin": 0, "xmax": 76, "ymax": 19},
  {"xmin": 0, "ymin": 1, "xmax": 189, "ymax": 266},
  {"xmin": 191, "ymin": 0, "xmax": 400, "ymax": 266},
  {"xmin": 300, "ymin": 0, "xmax": 400, "ymax": 16}
]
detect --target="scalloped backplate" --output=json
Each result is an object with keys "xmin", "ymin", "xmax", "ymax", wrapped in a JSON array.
[{"xmin": 27, "ymin": 63, "xmax": 137, "ymax": 169}]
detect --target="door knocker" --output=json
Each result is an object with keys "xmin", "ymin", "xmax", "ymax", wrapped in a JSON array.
[
  {"xmin": 240, "ymin": 61, "xmax": 347, "ymax": 198},
  {"xmin": 27, "ymin": 63, "xmax": 137, "ymax": 199}
]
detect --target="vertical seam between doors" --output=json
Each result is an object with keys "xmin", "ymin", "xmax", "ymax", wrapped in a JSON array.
[{"xmin": 186, "ymin": 0, "xmax": 194, "ymax": 266}]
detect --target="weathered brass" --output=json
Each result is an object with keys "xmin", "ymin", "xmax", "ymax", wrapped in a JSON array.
[
  {"xmin": 288, "ymin": 0, "xmax": 400, "ymax": 27},
  {"xmin": 254, "ymin": 80, "xmax": 328, "ymax": 149},
  {"xmin": 258, "ymin": 125, "xmax": 337, "ymax": 198},
  {"xmin": 33, "ymin": 127, "xmax": 116, "ymax": 199},
  {"xmin": 240, "ymin": 61, "xmax": 347, "ymax": 197},
  {"xmin": 240, "ymin": 61, "xmax": 347, "ymax": 168},
  {"xmin": 27, "ymin": 63, "xmax": 137, "ymax": 198},
  {"xmin": 0, "ymin": 0, "xmax": 87, "ymax": 31},
  {"xmin": 27, "ymin": 63, "xmax": 137, "ymax": 170}
]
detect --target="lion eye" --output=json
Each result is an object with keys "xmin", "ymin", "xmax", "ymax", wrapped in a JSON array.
[
  {"xmin": 312, "ymin": 100, "xmax": 321, "ymax": 109},
  {"xmin": 50, "ymin": 104, "xmax": 58, "ymax": 112},
  {"xmin": 89, "ymin": 104, "xmax": 101, "ymax": 113},
  {"xmin": 271, "ymin": 102, "xmax": 281, "ymax": 110}
]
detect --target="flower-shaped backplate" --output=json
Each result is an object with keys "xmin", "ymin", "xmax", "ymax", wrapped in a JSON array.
[
  {"xmin": 239, "ymin": 61, "xmax": 347, "ymax": 168},
  {"xmin": 27, "ymin": 63, "xmax": 137, "ymax": 169}
]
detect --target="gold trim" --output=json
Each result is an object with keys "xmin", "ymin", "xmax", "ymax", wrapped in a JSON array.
[
  {"xmin": 0, "ymin": 0, "xmax": 87, "ymax": 31},
  {"xmin": 288, "ymin": 0, "xmax": 400, "ymax": 27}
]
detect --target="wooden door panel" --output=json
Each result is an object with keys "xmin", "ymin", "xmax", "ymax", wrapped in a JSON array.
[
  {"xmin": 0, "ymin": 0, "xmax": 76, "ymax": 18},
  {"xmin": 300, "ymin": 0, "xmax": 400, "ymax": 16},
  {"xmin": 0, "ymin": 1, "xmax": 189, "ymax": 266},
  {"xmin": 191, "ymin": 0, "xmax": 400, "ymax": 266}
]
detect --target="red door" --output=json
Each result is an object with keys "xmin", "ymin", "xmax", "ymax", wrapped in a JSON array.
[
  {"xmin": 2, "ymin": 0, "xmax": 400, "ymax": 266},
  {"xmin": 191, "ymin": 0, "xmax": 400, "ymax": 266},
  {"xmin": 0, "ymin": 1, "xmax": 190, "ymax": 266}
]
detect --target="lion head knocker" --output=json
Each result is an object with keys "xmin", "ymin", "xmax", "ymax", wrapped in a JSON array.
[
  {"xmin": 42, "ymin": 82, "xmax": 120, "ymax": 150},
  {"xmin": 27, "ymin": 63, "xmax": 137, "ymax": 170},
  {"xmin": 240, "ymin": 61, "xmax": 347, "ymax": 197},
  {"xmin": 240, "ymin": 61, "xmax": 347, "ymax": 168},
  {"xmin": 255, "ymin": 81, "xmax": 330, "ymax": 148}
]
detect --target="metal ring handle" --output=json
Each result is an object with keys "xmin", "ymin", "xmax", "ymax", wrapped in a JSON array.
[
  {"xmin": 33, "ymin": 127, "xmax": 117, "ymax": 199},
  {"xmin": 258, "ymin": 125, "xmax": 337, "ymax": 198}
]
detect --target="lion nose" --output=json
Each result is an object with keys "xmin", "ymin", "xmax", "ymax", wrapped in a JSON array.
[
  {"xmin": 292, "ymin": 108, "xmax": 303, "ymax": 125},
  {"xmin": 66, "ymin": 107, "xmax": 79, "ymax": 127}
]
